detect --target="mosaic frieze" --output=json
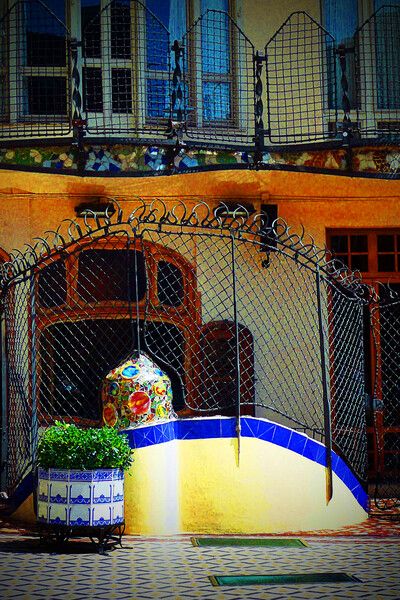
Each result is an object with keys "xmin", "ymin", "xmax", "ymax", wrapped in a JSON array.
[{"xmin": 0, "ymin": 144, "xmax": 398, "ymax": 175}]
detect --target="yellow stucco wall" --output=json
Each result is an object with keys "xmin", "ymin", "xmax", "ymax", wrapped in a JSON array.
[{"xmin": 1, "ymin": 169, "xmax": 400, "ymax": 254}]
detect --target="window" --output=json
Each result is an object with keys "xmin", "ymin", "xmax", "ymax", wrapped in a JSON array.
[
  {"xmin": 35, "ymin": 238, "xmax": 199, "ymax": 423},
  {"xmin": 199, "ymin": 321, "xmax": 254, "ymax": 415},
  {"xmin": 1, "ymin": 0, "xmax": 232, "ymax": 137},
  {"xmin": 5, "ymin": 0, "xmax": 70, "ymax": 129},
  {"xmin": 322, "ymin": 0, "xmax": 400, "ymax": 136},
  {"xmin": 327, "ymin": 229, "xmax": 400, "ymax": 479}
]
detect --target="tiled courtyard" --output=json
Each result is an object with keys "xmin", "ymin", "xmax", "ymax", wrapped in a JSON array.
[{"xmin": 0, "ymin": 516, "xmax": 399, "ymax": 599}]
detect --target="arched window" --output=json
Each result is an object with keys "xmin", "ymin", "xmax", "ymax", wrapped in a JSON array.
[{"xmin": 35, "ymin": 237, "xmax": 200, "ymax": 424}]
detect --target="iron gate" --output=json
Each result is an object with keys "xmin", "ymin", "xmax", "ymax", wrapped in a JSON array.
[{"xmin": 0, "ymin": 200, "xmax": 369, "ymax": 499}]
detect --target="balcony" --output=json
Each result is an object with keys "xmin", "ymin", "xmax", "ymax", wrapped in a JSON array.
[{"xmin": 0, "ymin": 3, "xmax": 400, "ymax": 176}]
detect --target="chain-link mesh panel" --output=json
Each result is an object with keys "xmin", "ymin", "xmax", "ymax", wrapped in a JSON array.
[
  {"xmin": 355, "ymin": 6, "xmax": 400, "ymax": 142},
  {"xmin": 326, "ymin": 283, "xmax": 367, "ymax": 480},
  {"xmin": 371, "ymin": 286, "xmax": 400, "ymax": 508},
  {"xmin": 181, "ymin": 10, "xmax": 255, "ymax": 145},
  {"xmin": 234, "ymin": 240, "xmax": 326, "ymax": 435},
  {"xmin": 0, "ymin": 0, "xmax": 72, "ymax": 140},
  {"xmin": 2, "ymin": 277, "xmax": 33, "ymax": 492},
  {"xmin": 265, "ymin": 11, "xmax": 337, "ymax": 144},
  {"xmin": 83, "ymin": 0, "xmax": 171, "ymax": 138},
  {"xmin": 0, "ymin": 204, "xmax": 370, "ymax": 495}
]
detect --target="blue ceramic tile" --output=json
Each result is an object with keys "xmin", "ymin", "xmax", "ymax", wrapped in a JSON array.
[
  {"xmin": 312, "ymin": 444, "xmax": 327, "ymax": 466},
  {"xmin": 69, "ymin": 483, "xmax": 91, "ymax": 505},
  {"xmin": 49, "ymin": 469, "xmax": 68, "ymax": 481},
  {"xmin": 69, "ymin": 470, "xmax": 93, "ymax": 482},
  {"xmin": 331, "ymin": 452, "xmax": 340, "ymax": 473},
  {"xmin": 271, "ymin": 425, "xmax": 293, "ymax": 448},
  {"xmin": 240, "ymin": 417, "xmax": 259, "ymax": 439},
  {"xmin": 220, "ymin": 418, "xmax": 236, "ymax": 438},
  {"xmin": 303, "ymin": 439, "xmax": 324, "ymax": 462},
  {"xmin": 287, "ymin": 431, "xmax": 307, "ymax": 456},
  {"xmin": 177, "ymin": 419, "xmax": 223, "ymax": 440},
  {"xmin": 113, "ymin": 468, "xmax": 124, "ymax": 480},
  {"xmin": 93, "ymin": 470, "xmax": 113, "ymax": 481},
  {"xmin": 38, "ymin": 468, "xmax": 49, "ymax": 480},
  {"xmin": 333, "ymin": 456, "xmax": 348, "ymax": 483}
]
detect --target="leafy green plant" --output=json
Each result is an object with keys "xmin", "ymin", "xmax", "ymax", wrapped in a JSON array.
[{"xmin": 37, "ymin": 422, "xmax": 134, "ymax": 471}]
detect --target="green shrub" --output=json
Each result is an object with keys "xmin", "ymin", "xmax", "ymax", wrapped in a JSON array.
[{"xmin": 37, "ymin": 422, "xmax": 134, "ymax": 471}]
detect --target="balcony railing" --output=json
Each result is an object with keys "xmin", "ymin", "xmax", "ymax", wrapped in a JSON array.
[{"xmin": 0, "ymin": 2, "xmax": 400, "ymax": 149}]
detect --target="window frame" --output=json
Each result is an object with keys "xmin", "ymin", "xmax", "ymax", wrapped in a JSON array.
[
  {"xmin": 33, "ymin": 236, "xmax": 201, "ymax": 425},
  {"xmin": 6, "ymin": 0, "xmax": 71, "ymax": 124}
]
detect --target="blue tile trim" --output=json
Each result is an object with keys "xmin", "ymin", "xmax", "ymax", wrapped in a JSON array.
[{"xmin": 122, "ymin": 416, "xmax": 368, "ymax": 511}]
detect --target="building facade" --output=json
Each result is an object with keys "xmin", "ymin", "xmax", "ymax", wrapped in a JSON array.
[{"xmin": 0, "ymin": 0, "xmax": 399, "ymax": 532}]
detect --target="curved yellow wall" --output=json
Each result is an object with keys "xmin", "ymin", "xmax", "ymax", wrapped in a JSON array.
[{"xmin": 124, "ymin": 436, "xmax": 366, "ymax": 535}]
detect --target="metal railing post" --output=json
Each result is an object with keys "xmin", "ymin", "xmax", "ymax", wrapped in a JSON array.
[
  {"xmin": 316, "ymin": 266, "xmax": 333, "ymax": 504},
  {"xmin": 230, "ymin": 233, "xmax": 241, "ymax": 463},
  {"xmin": 0, "ymin": 301, "xmax": 8, "ymax": 492},
  {"xmin": 336, "ymin": 44, "xmax": 353, "ymax": 142},
  {"xmin": 70, "ymin": 37, "xmax": 86, "ymax": 173},
  {"xmin": 254, "ymin": 51, "xmax": 265, "ymax": 164}
]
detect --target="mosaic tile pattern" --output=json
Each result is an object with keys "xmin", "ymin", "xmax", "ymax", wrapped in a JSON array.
[
  {"xmin": 0, "ymin": 144, "xmax": 399, "ymax": 175},
  {"xmin": 0, "ymin": 533, "xmax": 398, "ymax": 599},
  {"xmin": 102, "ymin": 352, "xmax": 175, "ymax": 429},
  {"xmin": 122, "ymin": 416, "xmax": 368, "ymax": 510}
]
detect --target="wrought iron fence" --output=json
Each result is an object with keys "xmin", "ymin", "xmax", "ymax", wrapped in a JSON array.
[
  {"xmin": 370, "ymin": 286, "xmax": 400, "ymax": 509},
  {"xmin": 0, "ymin": 2, "xmax": 399, "ymax": 148},
  {"xmin": 264, "ymin": 12, "xmax": 337, "ymax": 145},
  {"xmin": 354, "ymin": 5, "xmax": 400, "ymax": 141},
  {"xmin": 82, "ymin": 0, "xmax": 171, "ymax": 138},
  {"xmin": 0, "ymin": 0, "xmax": 72, "ymax": 139},
  {"xmin": 0, "ymin": 200, "xmax": 369, "ymax": 499},
  {"xmin": 181, "ymin": 9, "xmax": 255, "ymax": 144}
]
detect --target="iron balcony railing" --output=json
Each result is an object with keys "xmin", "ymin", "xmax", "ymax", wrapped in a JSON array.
[{"xmin": 0, "ymin": 2, "xmax": 400, "ymax": 148}]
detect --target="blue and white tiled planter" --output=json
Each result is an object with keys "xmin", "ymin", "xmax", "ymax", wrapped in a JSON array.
[{"xmin": 37, "ymin": 468, "xmax": 124, "ymax": 527}]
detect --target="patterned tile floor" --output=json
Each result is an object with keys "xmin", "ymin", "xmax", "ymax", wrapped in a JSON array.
[{"xmin": 0, "ymin": 521, "xmax": 399, "ymax": 600}]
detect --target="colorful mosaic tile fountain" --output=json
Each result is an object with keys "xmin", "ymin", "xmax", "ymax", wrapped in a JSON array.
[{"xmin": 101, "ymin": 352, "xmax": 175, "ymax": 429}]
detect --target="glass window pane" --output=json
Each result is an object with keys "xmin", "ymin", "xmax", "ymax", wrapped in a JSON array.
[
  {"xmin": 350, "ymin": 234, "xmax": 368, "ymax": 252},
  {"xmin": 25, "ymin": 0, "xmax": 66, "ymax": 67},
  {"xmin": 112, "ymin": 69, "xmax": 132, "ymax": 113},
  {"xmin": 378, "ymin": 254, "xmax": 395, "ymax": 272},
  {"xmin": 83, "ymin": 67, "xmax": 103, "ymax": 112},
  {"xmin": 333, "ymin": 255, "xmax": 348, "ymax": 268},
  {"xmin": 38, "ymin": 259, "xmax": 67, "ymax": 308},
  {"xmin": 77, "ymin": 250, "xmax": 145, "ymax": 302},
  {"xmin": 203, "ymin": 82, "xmax": 231, "ymax": 121},
  {"xmin": 201, "ymin": 6, "xmax": 230, "ymax": 74},
  {"xmin": 378, "ymin": 234, "xmax": 395, "ymax": 252},
  {"xmin": 157, "ymin": 261, "xmax": 184, "ymax": 306},
  {"xmin": 322, "ymin": 0, "xmax": 358, "ymax": 109},
  {"xmin": 111, "ymin": 1, "xmax": 131, "ymax": 59},
  {"xmin": 82, "ymin": 0, "xmax": 101, "ymax": 58},
  {"xmin": 330, "ymin": 235, "xmax": 348, "ymax": 253},
  {"xmin": 146, "ymin": 79, "xmax": 169, "ymax": 118},
  {"xmin": 351, "ymin": 254, "xmax": 368, "ymax": 272},
  {"xmin": 25, "ymin": 76, "xmax": 67, "ymax": 115},
  {"xmin": 146, "ymin": 0, "xmax": 181, "ymax": 71},
  {"xmin": 374, "ymin": 3, "xmax": 400, "ymax": 109}
]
